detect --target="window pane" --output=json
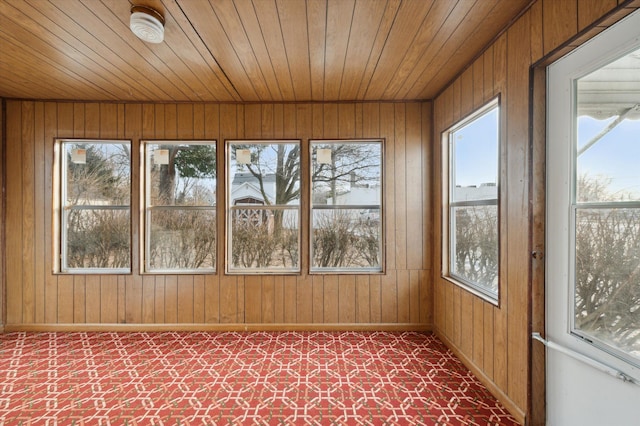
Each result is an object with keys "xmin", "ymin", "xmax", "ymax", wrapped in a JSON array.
[
  {"xmin": 311, "ymin": 142, "xmax": 382, "ymax": 205},
  {"xmin": 574, "ymin": 208, "xmax": 640, "ymax": 358},
  {"xmin": 65, "ymin": 142, "xmax": 130, "ymax": 206},
  {"xmin": 577, "ymin": 116, "xmax": 640, "ymax": 202},
  {"xmin": 574, "ymin": 46, "xmax": 640, "ymax": 364},
  {"xmin": 148, "ymin": 209, "xmax": 216, "ymax": 271},
  {"xmin": 146, "ymin": 143, "xmax": 216, "ymax": 206},
  {"xmin": 65, "ymin": 209, "xmax": 130, "ymax": 269},
  {"xmin": 143, "ymin": 141, "xmax": 216, "ymax": 273},
  {"xmin": 59, "ymin": 140, "xmax": 131, "ymax": 273},
  {"xmin": 311, "ymin": 209, "xmax": 381, "ymax": 269},
  {"xmin": 228, "ymin": 142, "xmax": 300, "ymax": 205},
  {"xmin": 451, "ymin": 108, "xmax": 498, "ymax": 203},
  {"xmin": 447, "ymin": 101, "xmax": 499, "ymax": 300},
  {"xmin": 451, "ymin": 205, "xmax": 498, "ymax": 294},
  {"xmin": 227, "ymin": 141, "xmax": 301, "ymax": 273},
  {"xmin": 229, "ymin": 208, "xmax": 299, "ymax": 270},
  {"xmin": 310, "ymin": 140, "xmax": 383, "ymax": 272},
  {"xmin": 576, "ymin": 46, "xmax": 640, "ymax": 202}
]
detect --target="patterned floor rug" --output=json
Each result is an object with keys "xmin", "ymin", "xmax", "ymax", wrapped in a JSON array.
[{"xmin": 0, "ymin": 331, "xmax": 519, "ymax": 425}]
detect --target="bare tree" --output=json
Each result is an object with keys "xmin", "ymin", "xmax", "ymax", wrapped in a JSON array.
[
  {"xmin": 65, "ymin": 144, "xmax": 130, "ymax": 269},
  {"xmin": 240, "ymin": 144, "xmax": 300, "ymax": 235},
  {"xmin": 148, "ymin": 210, "xmax": 216, "ymax": 270},
  {"xmin": 310, "ymin": 143, "xmax": 382, "ymax": 269},
  {"xmin": 149, "ymin": 144, "xmax": 216, "ymax": 270},
  {"xmin": 312, "ymin": 211, "xmax": 358, "ymax": 268},
  {"xmin": 453, "ymin": 205, "xmax": 498, "ymax": 292},
  {"xmin": 574, "ymin": 175, "xmax": 640, "ymax": 353},
  {"xmin": 312, "ymin": 210, "xmax": 381, "ymax": 269},
  {"xmin": 312, "ymin": 143, "xmax": 381, "ymax": 204},
  {"xmin": 231, "ymin": 219, "xmax": 278, "ymax": 268},
  {"xmin": 229, "ymin": 143, "xmax": 300, "ymax": 268}
]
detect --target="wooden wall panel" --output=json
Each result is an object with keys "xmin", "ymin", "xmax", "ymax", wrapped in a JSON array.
[
  {"xmin": 22, "ymin": 102, "xmax": 35, "ymax": 324},
  {"xmin": 4, "ymin": 100, "xmax": 432, "ymax": 330},
  {"xmin": 542, "ymin": 0, "xmax": 578, "ymax": 55},
  {"xmin": 5, "ymin": 102, "xmax": 21, "ymax": 326},
  {"xmin": 431, "ymin": 1, "xmax": 636, "ymax": 423},
  {"xmin": 578, "ymin": 0, "xmax": 618, "ymax": 31},
  {"xmin": 43, "ymin": 103, "xmax": 57, "ymax": 324},
  {"xmin": 0, "ymin": 100, "xmax": 3, "ymax": 326},
  {"xmin": 505, "ymin": 12, "xmax": 531, "ymax": 411},
  {"xmin": 405, "ymin": 103, "xmax": 423, "ymax": 270}
]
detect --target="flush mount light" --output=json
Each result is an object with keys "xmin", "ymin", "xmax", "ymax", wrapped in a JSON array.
[{"xmin": 130, "ymin": 5, "xmax": 165, "ymax": 44}]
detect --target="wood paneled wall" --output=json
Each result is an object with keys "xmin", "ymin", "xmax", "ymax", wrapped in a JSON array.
[
  {"xmin": 431, "ymin": 0, "xmax": 639, "ymax": 423},
  {"xmin": 1, "ymin": 99, "xmax": 4, "ymax": 328},
  {"xmin": 3, "ymin": 100, "xmax": 432, "ymax": 329}
]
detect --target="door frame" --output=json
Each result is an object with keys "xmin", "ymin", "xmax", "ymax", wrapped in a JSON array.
[{"xmin": 530, "ymin": 7, "xmax": 640, "ymax": 425}]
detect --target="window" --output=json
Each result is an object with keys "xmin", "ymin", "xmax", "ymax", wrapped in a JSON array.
[
  {"xmin": 226, "ymin": 140, "xmax": 300, "ymax": 273},
  {"xmin": 54, "ymin": 139, "xmax": 131, "ymax": 273},
  {"xmin": 570, "ymin": 47, "xmax": 640, "ymax": 366},
  {"xmin": 547, "ymin": 11, "xmax": 640, "ymax": 393},
  {"xmin": 444, "ymin": 100, "xmax": 500, "ymax": 301},
  {"xmin": 310, "ymin": 140, "xmax": 383, "ymax": 272},
  {"xmin": 142, "ymin": 141, "xmax": 217, "ymax": 273}
]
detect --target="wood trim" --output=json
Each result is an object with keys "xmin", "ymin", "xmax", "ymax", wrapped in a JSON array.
[
  {"xmin": 4, "ymin": 323, "xmax": 432, "ymax": 333},
  {"xmin": 1, "ymin": 98, "xmax": 5, "ymax": 327},
  {"xmin": 528, "ymin": 66, "xmax": 546, "ymax": 426},
  {"xmin": 1, "ymin": 99, "xmax": 429, "ymax": 106}
]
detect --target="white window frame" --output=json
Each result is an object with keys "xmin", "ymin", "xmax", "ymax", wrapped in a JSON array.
[
  {"xmin": 547, "ymin": 11, "xmax": 640, "ymax": 377},
  {"xmin": 141, "ymin": 140, "xmax": 217, "ymax": 274},
  {"xmin": 309, "ymin": 139, "xmax": 384, "ymax": 274},
  {"xmin": 442, "ymin": 99, "xmax": 500, "ymax": 303},
  {"xmin": 53, "ymin": 139, "xmax": 132, "ymax": 274},
  {"xmin": 226, "ymin": 140, "xmax": 301, "ymax": 274}
]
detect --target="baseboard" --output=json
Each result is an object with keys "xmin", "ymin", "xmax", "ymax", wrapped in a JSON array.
[
  {"xmin": 435, "ymin": 328, "xmax": 526, "ymax": 425},
  {"xmin": 3, "ymin": 323, "xmax": 432, "ymax": 333}
]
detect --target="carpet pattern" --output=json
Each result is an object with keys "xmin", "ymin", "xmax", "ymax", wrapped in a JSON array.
[{"xmin": 0, "ymin": 331, "xmax": 519, "ymax": 425}]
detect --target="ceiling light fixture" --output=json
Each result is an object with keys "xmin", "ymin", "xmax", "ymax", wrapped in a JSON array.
[{"xmin": 130, "ymin": 5, "xmax": 165, "ymax": 44}]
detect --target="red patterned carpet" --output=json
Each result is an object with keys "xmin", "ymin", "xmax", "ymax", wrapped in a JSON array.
[{"xmin": 0, "ymin": 331, "xmax": 519, "ymax": 425}]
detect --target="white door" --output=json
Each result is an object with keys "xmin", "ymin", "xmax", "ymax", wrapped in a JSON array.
[{"xmin": 546, "ymin": 9, "xmax": 640, "ymax": 426}]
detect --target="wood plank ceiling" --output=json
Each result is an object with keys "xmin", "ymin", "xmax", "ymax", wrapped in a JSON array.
[{"xmin": 0, "ymin": 0, "xmax": 532, "ymax": 103}]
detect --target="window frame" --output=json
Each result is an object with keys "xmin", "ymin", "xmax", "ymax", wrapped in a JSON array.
[
  {"xmin": 225, "ymin": 139, "xmax": 302, "ymax": 275},
  {"xmin": 442, "ymin": 98, "xmax": 501, "ymax": 303},
  {"xmin": 140, "ymin": 140, "xmax": 218, "ymax": 274},
  {"xmin": 53, "ymin": 138, "xmax": 132, "ymax": 274},
  {"xmin": 568, "ymin": 56, "xmax": 640, "ymax": 369},
  {"xmin": 309, "ymin": 139, "xmax": 385, "ymax": 274},
  {"xmin": 569, "ymin": 202, "xmax": 640, "ymax": 369},
  {"xmin": 547, "ymin": 10, "xmax": 640, "ymax": 381}
]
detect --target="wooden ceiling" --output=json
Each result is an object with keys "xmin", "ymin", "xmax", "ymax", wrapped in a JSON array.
[{"xmin": 0, "ymin": 0, "xmax": 532, "ymax": 103}]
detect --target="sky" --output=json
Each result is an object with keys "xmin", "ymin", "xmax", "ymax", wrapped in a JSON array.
[
  {"xmin": 577, "ymin": 116, "xmax": 640, "ymax": 200},
  {"xmin": 451, "ymin": 106, "xmax": 640, "ymax": 202},
  {"xmin": 452, "ymin": 108, "xmax": 499, "ymax": 188}
]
